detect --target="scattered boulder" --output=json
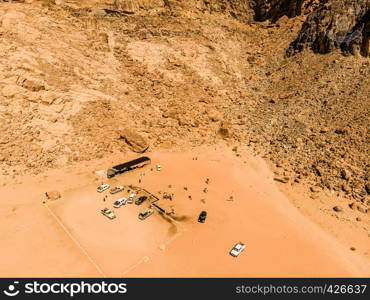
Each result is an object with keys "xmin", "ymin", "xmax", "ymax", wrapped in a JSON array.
[
  {"xmin": 349, "ymin": 202, "xmax": 368, "ymax": 214},
  {"xmin": 91, "ymin": 8, "xmax": 107, "ymax": 17},
  {"xmin": 119, "ymin": 128, "xmax": 149, "ymax": 153},
  {"xmin": 41, "ymin": 92, "xmax": 59, "ymax": 105},
  {"xmin": 333, "ymin": 206, "xmax": 343, "ymax": 212},
  {"xmin": 24, "ymin": 135, "xmax": 34, "ymax": 143},
  {"xmin": 357, "ymin": 205, "xmax": 368, "ymax": 214},
  {"xmin": 342, "ymin": 184, "xmax": 351, "ymax": 193},
  {"xmin": 314, "ymin": 166, "xmax": 324, "ymax": 177},
  {"xmin": 218, "ymin": 122, "xmax": 231, "ymax": 138},
  {"xmin": 320, "ymin": 127, "xmax": 330, "ymax": 133},
  {"xmin": 335, "ymin": 128, "xmax": 347, "ymax": 135},
  {"xmin": 340, "ymin": 168, "xmax": 351, "ymax": 180},
  {"xmin": 1, "ymin": 85, "xmax": 24, "ymax": 98},
  {"xmin": 365, "ymin": 183, "xmax": 370, "ymax": 195},
  {"xmin": 208, "ymin": 109, "xmax": 223, "ymax": 122},
  {"xmin": 45, "ymin": 190, "xmax": 61, "ymax": 201},
  {"xmin": 274, "ymin": 176, "xmax": 290, "ymax": 183},
  {"xmin": 310, "ymin": 186, "xmax": 321, "ymax": 193},
  {"xmin": 18, "ymin": 78, "xmax": 46, "ymax": 92}
]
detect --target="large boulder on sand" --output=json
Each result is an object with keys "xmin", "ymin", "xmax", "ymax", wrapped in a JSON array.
[{"xmin": 119, "ymin": 128, "xmax": 149, "ymax": 153}]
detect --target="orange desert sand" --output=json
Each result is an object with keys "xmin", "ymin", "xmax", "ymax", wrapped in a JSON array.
[{"xmin": 0, "ymin": 145, "xmax": 369, "ymax": 277}]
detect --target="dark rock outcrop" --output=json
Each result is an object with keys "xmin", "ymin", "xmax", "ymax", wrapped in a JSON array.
[
  {"xmin": 251, "ymin": 1, "xmax": 369, "ymax": 57},
  {"xmin": 252, "ymin": 0, "xmax": 306, "ymax": 22},
  {"xmin": 287, "ymin": 0, "xmax": 370, "ymax": 57}
]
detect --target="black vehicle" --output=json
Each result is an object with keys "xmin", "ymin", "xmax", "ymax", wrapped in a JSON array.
[
  {"xmin": 107, "ymin": 156, "xmax": 151, "ymax": 178},
  {"xmin": 135, "ymin": 196, "xmax": 148, "ymax": 205},
  {"xmin": 198, "ymin": 211, "xmax": 207, "ymax": 223}
]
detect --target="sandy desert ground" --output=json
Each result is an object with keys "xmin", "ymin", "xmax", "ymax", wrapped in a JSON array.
[
  {"xmin": 0, "ymin": 0, "xmax": 369, "ymax": 278},
  {"xmin": 0, "ymin": 145, "xmax": 369, "ymax": 277}
]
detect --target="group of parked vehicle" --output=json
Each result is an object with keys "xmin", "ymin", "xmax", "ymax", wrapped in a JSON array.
[
  {"xmin": 98, "ymin": 183, "xmax": 152, "ymax": 221},
  {"xmin": 99, "ymin": 156, "xmax": 246, "ymax": 258},
  {"xmin": 113, "ymin": 195, "xmax": 148, "ymax": 208}
]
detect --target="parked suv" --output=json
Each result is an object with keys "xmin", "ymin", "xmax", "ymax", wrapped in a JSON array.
[
  {"xmin": 135, "ymin": 196, "xmax": 148, "ymax": 205},
  {"xmin": 110, "ymin": 186, "xmax": 124, "ymax": 194},
  {"xmin": 113, "ymin": 198, "xmax": 127, "ymax": 208},
  {"xmin": 97, "ymin": 184, "xmax": 110, "ymax": 193},
  {"xmin": 198, "ymin": 211, "xmax": 207, "ymax": 223},
  {"xmin": 101, "ymin": 208, "xmax": 116, "ymax": 219},
  {"xmin": 138, "ymin": 209, "xmax": 153, "ymax": 220},
  {"xmin": 229, "ymin": 242, "xmax": 246, "ymax": 257}
]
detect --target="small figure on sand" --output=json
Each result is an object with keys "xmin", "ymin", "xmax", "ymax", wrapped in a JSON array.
[{"xmin": 227, "ymin": 196, "xmax": 234, "ymax": 201}]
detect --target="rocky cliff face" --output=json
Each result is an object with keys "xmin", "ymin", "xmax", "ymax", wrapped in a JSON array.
[
  {"xmin": 252, "ymin": 0, "xmax": 306, "ymax": 22},
  {"xmin": 251, "ymin": 0, "xmax": 369, "ymax": 57},
  {"xmin": 0, "ymin": 0, "xmax": 368, "ymax": 209},
  {"xmin": 107, "ymin": 0, "xmax": 165, "ymax": 12},
  {"xmin": 84, "ymin": 0, "xmax": 253, "ymax": 22},
  {"xmin": 287, "ymin": 0, "xmax": 370, "ymax": 57}
]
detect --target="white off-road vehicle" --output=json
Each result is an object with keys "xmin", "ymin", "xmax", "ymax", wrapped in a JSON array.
[
  {"xmin": 138, "ymin": 209, "xmax": 153, "ymax": 220},
  {"xmin": 230, "ymin": 242, "xmax": 246, "ymax": 257},
  {"xmin": 101, "ymin": 208, "xmax": 116, "ymax": 219},
  {"xmin": 110, "ymin": 186, "xmax": 124, "ymax": 194},
  {"xmin": 113, "ymin": 198, "xmax": 127, "ymax": 208},
  {"xmin": 97, "ymin": 184, "xmax": 110, "ymax": 193}
]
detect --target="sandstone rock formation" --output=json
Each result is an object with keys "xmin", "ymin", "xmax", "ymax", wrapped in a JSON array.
[{"xmin": 119, "ymin": 128, "xmax": 149, "ymax": 153}]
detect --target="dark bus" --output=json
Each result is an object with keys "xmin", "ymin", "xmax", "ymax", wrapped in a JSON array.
[{"xmin": 107, "ymin": 156, "xmax": 151, "ymax": 178}]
